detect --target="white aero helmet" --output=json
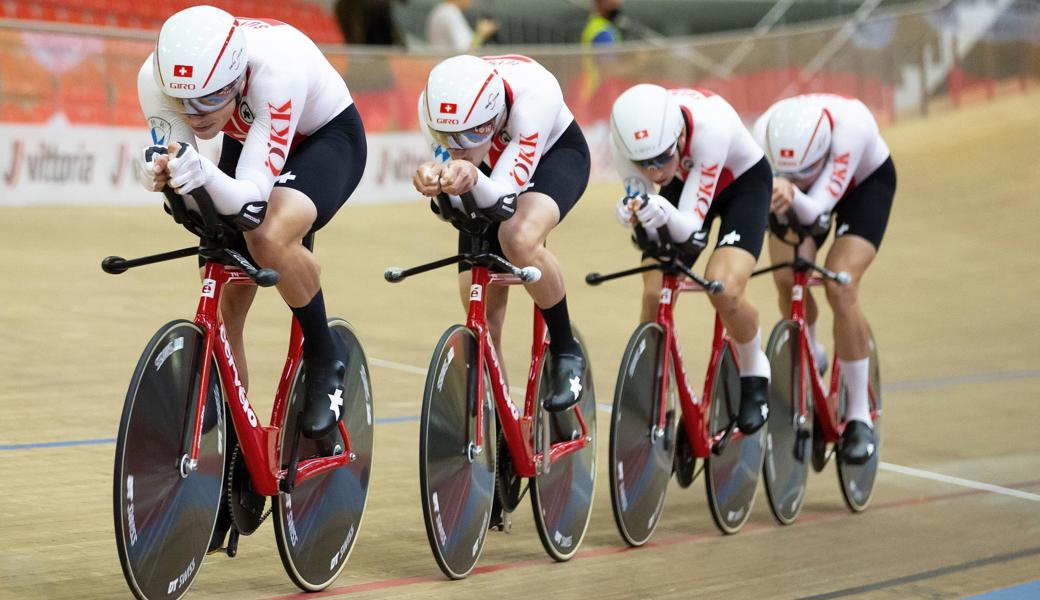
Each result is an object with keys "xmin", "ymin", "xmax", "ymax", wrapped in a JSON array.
[
  {"xmin": 153, "ymin": 6, "xmax": 246, "ymax": 101},
  {"xmin": 765, "ymin": 98, "xmax": 833, "ymax": 177},
  {"xmin": 610, "ymin": 84, "xmax": 683, "ymax": 163},
  {"xmin": 422, "ymin": 55, "xmax": 506, "ymax": 149}
]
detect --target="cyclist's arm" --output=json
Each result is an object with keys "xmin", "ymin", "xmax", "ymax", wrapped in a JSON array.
[
  {"xmin": 473, "ymin": 91, "xmax": 561, "ymax": 209},
  {"xmin": 224, "ymin": 73, "xmax": 307, "ymax": 211},
  {"xmin": 137, "ymin": 61, "xmax": 195, "ymax": 150},
  {"xmin": 671, "ymin": 120, "xmax": 733, "ymax": 237}
]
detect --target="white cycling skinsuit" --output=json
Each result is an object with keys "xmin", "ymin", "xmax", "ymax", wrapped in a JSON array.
[
  {"xmin": 616, "ymin": 88, "xmax": 764, "ymax": 243},
  {"xmin": 752, "ymin": 93, "xmax": 890, "ymax": 226},
  {"xmin": 137, "ymin": 18, "xmax": 353, "ymax": 217},
  {"xmin": 419, "ymin": 55, "xmax": 575, "ymax": 211}
]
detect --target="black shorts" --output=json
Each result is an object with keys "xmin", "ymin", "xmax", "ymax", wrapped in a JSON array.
[
  {"xmin": 458, "ymin": 119, "xmax": 590, "ymax": 271},
  {"xmin": 210, "ymin": 103, "xmax": 366, "ymax": 264},
  {"xmin": 811, "ymin": 156, "xmax": 896, "ymax": 250},
  {"xmin": 644, "ymin": 156, "xmax": 772, "ymax": 264}
]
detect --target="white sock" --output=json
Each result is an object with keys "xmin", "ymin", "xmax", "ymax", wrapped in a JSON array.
[
  {"xmin": 734, "ymin": 329, "xmax": 770, "ymax": 380},
  {"xmin": 839, "ymin": 357, "xmax": 872, "ymax": 427}
]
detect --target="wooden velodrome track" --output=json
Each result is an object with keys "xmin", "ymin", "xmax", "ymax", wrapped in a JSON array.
[{"xmin": 2, "ymin": 91, "xmax": 1038, "ymax": 600}]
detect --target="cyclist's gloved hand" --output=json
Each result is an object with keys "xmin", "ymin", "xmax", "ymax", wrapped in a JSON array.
[
  {"xmin": 414, "ymin": 161, "xmax": 443, "ymax": 197},
  {"xmin": 635, "ymin": 193, "xmax": 673, "ymax": 230},
  {"xmin": 135, "ymin": 145, "xmax": 170, "ymax": 192},
  {"xmin": 615, "ymin": 195, "xmax": 637, "ymax": 228},
  {"xmin": 167, "ymin": 142, "xmax": 212, "ymax": 196},
  {"xmin": 808, "ymin": 212, "xmax": 832, "ymax": 238}
]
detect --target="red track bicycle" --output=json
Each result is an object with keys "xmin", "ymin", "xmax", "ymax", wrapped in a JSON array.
[
  {"xmin": 587, "ymin": 256, "xmax": 766, "ymax": 543},
  {"xmin": 104, "ymin": 185, "xmax": 373, "ymax": 599},
  {"xmin": 756, "ymin": 217, "xmax": 881, "ymax": 523},
  {"xmin": 385, "ymin": 194, "xmax": 597, "ymax": 579}
]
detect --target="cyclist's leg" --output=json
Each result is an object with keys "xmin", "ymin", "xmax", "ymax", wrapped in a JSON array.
[
  {"xmin": 245, "ymin": 104, "xmax": 367, "ymax": 438},
  {"xmin": 498, "ymin": 121, "xmax": 590, "ymax": 412},
  {"xmin": 705, "ymin": 157, "xmax": 772, "ymax": 433},
  {"xmin": 768, "ymin": 234, "xmax": 827, "ymax": 368},
  {"xmin": 825, "ymin": 157, "xmax": 895, "ymax": 461},
  {"xmin": 217, "ymin": 280, "xmax": 258, "ymax": 389},
  {"xmin": 639, "ymin": 257, "xmax": 663, "ymax": 323}
]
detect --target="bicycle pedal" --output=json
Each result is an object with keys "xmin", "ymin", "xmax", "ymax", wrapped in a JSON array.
[{"xmin": 711, "ymin": 423, "xmax": 735, "ymax": 456}]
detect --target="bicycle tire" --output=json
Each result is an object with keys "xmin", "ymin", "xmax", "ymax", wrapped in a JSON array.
[
  {"xmin": 531, "ymin": 326, "xmax": 597, "ymax": 561},
  {"xmin": 763, "ymin": 320, "xmax": 811, "ymax": 525},
  {"xmin": 609, "ymin": 322, "xmax": 677, "ymax": 546},
  {"xmin": 273, "ymin": 319, "xmax": 374, "ymax": 591},
  {"xmin": 837, "ymin": 330, "xmax": 882, "ymax": 512},
  {"xmin": 419, "ymin": 325, "xmax": 496, "ymax": 579},
  {"xmin": 704, "ymin": 343, "xmax": 765, "ymax": 534},
  {"xmin": 114, "ymin": 320, "xmax": 225, "ymax": 600}
]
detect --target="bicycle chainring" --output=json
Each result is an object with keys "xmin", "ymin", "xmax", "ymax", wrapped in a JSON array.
[{"xmin": 228, "ymin": 445, "xmax": 269, "ymax": 535}]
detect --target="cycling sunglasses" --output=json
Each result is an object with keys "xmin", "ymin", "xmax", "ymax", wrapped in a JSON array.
[
  {"xmin": 634, "ymin": 141, "xmax": 678, "ymax": 170},
  {"xmin": 430, "ymin": 118, "xmax": 498, "ymax": 150},
  {"xmin": 181, "ymin": 75, "xmax": 243, "ymax": 116}
]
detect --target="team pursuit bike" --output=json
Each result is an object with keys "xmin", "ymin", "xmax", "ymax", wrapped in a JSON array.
[
  {"xmin": 587, "ymin": 248, "xmax": 766, "ymax": 544},
  {"xmin": 756, "ymin": 215, "xmax": 881, "ymax": 523},
  {"xmin": 385, "ymin": 193, "xmax": 597, "ymax": 579},
  {"xmin": 104, "ymin": 172, "xmax": 373, "ymax": 599}
]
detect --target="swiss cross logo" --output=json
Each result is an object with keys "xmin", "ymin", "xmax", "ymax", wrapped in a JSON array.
[
  {"xmin": 780, "ymin": 148, "xmax": 794, "ymax": 158},
  {"xmin": 634, "ymin": 129, "xmax": 649, "ymax": 140},
  {"xmin": 439, "ymin": 103, "xmax": 457, "ymax": 114},
  {"xmin": 174, "ymin": 65, "xmax": 193, "ymax": 78}
]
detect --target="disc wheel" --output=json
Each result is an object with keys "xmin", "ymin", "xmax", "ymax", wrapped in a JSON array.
[
  {"xmin": 273, "ymin": 319, "xmax": 374, "ymax": 591},
  {"xmin": 762, "ymin": 320, "xmax": 811, "ymax": 525},
  {"xmin": 531, "ymin": 327, "xmax": 597, "ymax": 561},
  {"xmin": 114, "ymin": 320, "xmax": 225, "ymax": 600},
  {"xmin": 609, "ymin": 323, "xmax": 678, "ymax": 546},
  {"xmin": 704, "ymin": 343, "xmax": 765, "ymax": 534},
  {"xmin": 419, "ymin": 325, "xmax": 496, "ymax": 580},
  {"xmin": 837, "ymin": 330, "xmax": 882, "ymax": 512}
]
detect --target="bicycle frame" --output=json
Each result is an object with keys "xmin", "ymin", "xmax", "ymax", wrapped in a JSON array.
[
  {"xmin": 786, "ymin": 267, "xmax": 878, "ymax": 445},
  {"xmin": 654, "ymin": 273, "xmax": 746, "ymax": 458},
  {"xmin": 466, "ymin": 265, "xmax": 589, "ymax": 479},
  {"xmin": 184, "ymin": 260, "xmax": 353, "ymax": 497}
]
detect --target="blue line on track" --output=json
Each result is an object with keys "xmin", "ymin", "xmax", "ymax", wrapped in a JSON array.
[
  {"xmin": 3, "ymin": 369, "xmax": 1037, "ymax": 452},
  {"xmin": 965, "ymin": 580, "xmax": 1040, "ymax": 599}
]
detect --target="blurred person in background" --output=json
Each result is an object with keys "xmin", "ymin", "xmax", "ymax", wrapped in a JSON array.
[
  {"xmin": 426, "ymin": 0, "xmax": 497, "ymax": 51},
  {"xmin": 136, "ymin": 7, "xmax": 367, "ymax": 462},
  {"xmin": 335, "ymin": 0, "xmax": 403, "ymax": 45},
  {"xmin": 611, "ymin": 84, "xmax": 773, "ymax": 436},
  {"xmin": 581, "ymin": 0, "xmax": 623, "ymax": 46},
  {"xmin": 752, "ymin": 94, "xmax": 896, "ymax": 465},
  {"xmin": 413, "ymin": 55, "xmax": 590, "ymax": 413}
]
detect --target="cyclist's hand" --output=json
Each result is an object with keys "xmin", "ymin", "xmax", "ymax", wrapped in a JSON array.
[
  {"xmin": 615, "ymin": 196, "xmax": 637, "ymax": 228},
  {"xmin": 439, "ymin": 160, "xmax": 478, "ymax": 196},
  {"xmin": 414, "ymin": 161, "xmax": 443, "ymax": 197},
  {"xmin": 135, "ymin": 146, "xmax": 170, "ymax": 192},
  {"xmin": 771, "ymin": 177, "xmax": 795, "ymax": 214},
  {"xmin": 166, "ymin": 142, "xmax": 210, "ymax": 195},
  {"xmin": 635, "ymin": 194, "xmax": 670, "ymax": 229}
]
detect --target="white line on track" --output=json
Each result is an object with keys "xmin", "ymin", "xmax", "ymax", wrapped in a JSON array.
[
  {"xmin": 880, "ymin": 462, "xmax": 1040, "ymax": 502},
  {"xmin": 371, "ymin": 356, "xmax": 1040, "ymax": 503}
]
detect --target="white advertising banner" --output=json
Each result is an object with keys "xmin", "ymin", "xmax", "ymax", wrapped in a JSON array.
[{"xmin": 0, "ymin": 120, "xmax": 617, "ymax": 206}]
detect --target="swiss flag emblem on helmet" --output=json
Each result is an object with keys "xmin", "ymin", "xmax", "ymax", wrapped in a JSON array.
[
  {"xmin": 174, "ymin": 65, "xmax": 194, "ymax": 78},
  {"xmin": 440, "ymin": 103, "xmax": 457, "ymax": 114},
  {"xmin": 780, "ymin": 148, "xmax": 795, "ymax": 158},
  {"xmin": 634, "ymin": 129, "xmax": 649, "ymax": 140}
]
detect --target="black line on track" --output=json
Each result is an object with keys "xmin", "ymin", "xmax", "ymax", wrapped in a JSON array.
[{"xmin": 798, "ymin": 546, "xmax": 1040, "ymax": 599}]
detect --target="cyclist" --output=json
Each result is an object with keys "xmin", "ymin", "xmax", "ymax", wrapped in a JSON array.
[
  {"xmin": 610, "ymin": 84, "xmax": 772, "ymax": 435},
  {"xmin": 752, "ymin": 94, "xmax": 895, "ymax": 464},
  {"xmin": 134, "ymin": 6, "xmax": 366, "ymax": 441},
  {"xmin": 413, "ymin": 54, "xmax": 590, "ymax": 413}
]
